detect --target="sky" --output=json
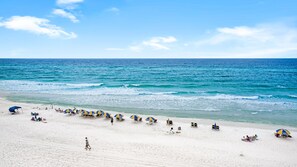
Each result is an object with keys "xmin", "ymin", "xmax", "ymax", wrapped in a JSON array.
[{"xmin": 0, "ymin": 0, "xmax": 297, "ymax": 58}]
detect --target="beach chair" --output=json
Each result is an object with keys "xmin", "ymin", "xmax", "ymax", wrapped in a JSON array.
[
  {"xmin": 191, "ymin": 122, "xmax": 198, "ymax": 128},
  {"xmin": 212, "ymin": 124, "xmax": 219, "ymax": 130},
  {"xmin": 166, "ymin": 119, "xmax": 173, "ymax": 125},
  {"xmin": 31, "ymin": 112, "xmax": 39, "ymax": 116}
]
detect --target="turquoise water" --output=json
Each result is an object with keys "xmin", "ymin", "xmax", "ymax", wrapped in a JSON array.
[{"xmin": 0, "ymin": 59, "xmax": 297, "ymax": 126}]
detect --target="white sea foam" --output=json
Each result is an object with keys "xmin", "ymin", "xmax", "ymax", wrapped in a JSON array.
[
  {"xmin": 0, "ymin": 80, "xmax": 104, "ymax": 91},
  {"xmin": 200, "ymin": 94, "xmax": 259, "ymax": 100}
]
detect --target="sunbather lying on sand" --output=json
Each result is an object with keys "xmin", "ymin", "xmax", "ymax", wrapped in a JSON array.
[{"xmin": 242, "ymin": 134, "xmax": 258, "ymax": 142}]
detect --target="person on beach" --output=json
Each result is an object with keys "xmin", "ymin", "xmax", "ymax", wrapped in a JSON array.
[
  {"xmin": 85, "ymin": 137, "xmax": 91, "ymax": 150},
  {"xmin": 111, "ymin": 117, "xmax": 114, "ymax": 125},
  {"xmin": 170, "ymin": 127, "xmax": 174, "ymax": 134},
  {"xmin": 246, "ymin": 135, "xmax": 250, "ymax": 142}
]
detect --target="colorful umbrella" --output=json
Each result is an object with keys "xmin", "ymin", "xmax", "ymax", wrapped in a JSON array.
[
  {"xmin": 276, "ymin": 129, "xmax": 291, "ymax": 136},
  {"xmin": 114, "ymin": 114, "xmax": 123, "ymax": 119},
  {"xmin": 146, "ymin": 117, "xmax": 156, "ymax": 122},
  {"xmin": 77, "ymin": 109, "xmax": 85, "ymax": 114},
  {"xmin": 104, "ymin": 112, "xmax": 111, "ymax": 118},
  {"xmin": 88, "ymin": 111, "xmax": 95, "ymax": 117},
  {"xmin": 81, "ymin": 110, "xmax": 88, "ymax": 116},
  {"xmin": 64, "ymin": 109, "xmax": 72, "ymax": 114},
  {"xmin": 96, "ymin": 110, "xmax": 104, "ymax": 117},
  {"xmin": 130, "ymin": 115, "xmax": 141, "ymax": 121}
]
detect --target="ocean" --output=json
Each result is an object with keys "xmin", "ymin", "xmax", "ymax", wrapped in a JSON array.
[{"xmin": 1, "ymin": 59, "xmax": 297, "ymax": 126}]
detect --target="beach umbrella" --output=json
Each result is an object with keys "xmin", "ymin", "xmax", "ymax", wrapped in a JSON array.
[
  {"xmin": 104, "ymin": 112, "xmax": 111, "ymax": 118},
  {"xmin": 88, "ymin": 111, "xmax": 95, "ymax": 117},
  {"xmin": 81, "ymin": 110, "xmax": 88, "ymax": 117},
  {"xmin": 276, "ymin": 129, "xmax": 291, "ymax": 136},
  {"xmin": 64, "ymin": 109, "xmax": 72, "ymax": 114},
  {"xmin": 76, "ymin": 109, "xmax": 83, "ymax": 114},
  {"xmin": 114, "ymin": 114, "xmax": 123, "ymax": 119},
  {"xmin": 9, "ymin": 106, "xmax": 21, "ymax": 113},
  {"xmin": 130, "ymin": 115, "xmax": 141, "ymax": 121},
  {"xmin": 146, "ymin": 117, "xmax": 156, "ymax": 122},
  {"xmin": 96, "ymin": 110, "xmax": 104, "ymax": 117}
]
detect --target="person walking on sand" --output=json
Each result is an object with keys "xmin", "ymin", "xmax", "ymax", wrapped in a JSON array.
[
  {"xmin": 85, "ymin": 137, "xmax": 91, "ymax": 151},
  {"xmin": 111, "ymin": 117, "xmax": 114, "ymax": 125}
]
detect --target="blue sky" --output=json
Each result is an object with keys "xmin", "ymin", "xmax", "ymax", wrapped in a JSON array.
[{"xmin": 0, "ymin": 0, "xmax": 297, "ymax": 58}]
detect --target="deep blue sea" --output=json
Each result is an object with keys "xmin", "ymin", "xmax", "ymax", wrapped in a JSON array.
[{"xmin": 1, "ymin": 59, "xmax": 297, "ymax": 126}]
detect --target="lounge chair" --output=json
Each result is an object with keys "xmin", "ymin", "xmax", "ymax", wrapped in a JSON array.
[
  {"xmin": 212, "ymin": 124, "xmax": 219, "ymax": 130},
  {"xmin": 191, "ymin": 122, "xmax": 198, "ymax": 128}
]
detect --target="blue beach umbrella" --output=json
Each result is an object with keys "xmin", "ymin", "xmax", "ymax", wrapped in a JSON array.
[
  {"xmin": 88, "ymin": 111, "xmax": 95, "ymax": 116},
  {"xmin": 146, "ymin": 117, "xmax": 156, "ymax": 122},
  {"xmin": 130, "ymin": 115, "xmax": 142, "ymax": 121},
  {"xmin": 81, "ymin": 110, "xmax": 88, "ymax": 116},
  {"xmin": 96, "ymin": 110, "xmax": 104, "ymax": 117},
  {"xmin": 75, "ymin": 109, "xmax": 82, "ymax": 114},
  {"xmin": 114, "ymin": 114, "xmax": 123, "ymax": 119},
  {"xmin": 64, "ymin": 109, "xmax": 72, "ymax": 114},
  {"xmin": 276, "ymin": 129, "xmax": 291, "ymax": 136},
  {"xmin": 104, "ymin": 112, "xmax": 111, "ymax": 118},
  {"xmin": 9, "ymin": 106, "xmax": 22, "ymax": 113}
]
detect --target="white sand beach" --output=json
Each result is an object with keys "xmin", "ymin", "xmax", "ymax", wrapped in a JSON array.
[{"xmin": 0, "ymin": 97, "xmax": 297, "ymax": 167}]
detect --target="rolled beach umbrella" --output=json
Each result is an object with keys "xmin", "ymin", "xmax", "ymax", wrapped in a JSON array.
[
  {"xmin": 9, "ymin": 106, "xmax": 22, "ymax": 113},
  {"xmin": 114, "ymin": 114, "xmax": 123, "ymax": 119},
  {"xmin": 276, "ymin": 129, "xmax": 291, "ymax": 136},
  {"xmin": 146, "ymin": 117, "xmax": 156, "ymax": 122},
  {"xmin": 104, "ymin": 112, "xmax": 111, "ymax": 118}
]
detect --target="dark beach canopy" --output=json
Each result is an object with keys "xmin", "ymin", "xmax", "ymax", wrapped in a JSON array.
[{"xmin": 9, "ymin": 106, "xmax": 22, "ymax": 113}]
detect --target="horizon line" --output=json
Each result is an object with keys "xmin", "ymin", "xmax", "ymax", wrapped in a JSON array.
[{"xmin": 1, "ymin": 58, "xmax": 297, "ymax": 60}]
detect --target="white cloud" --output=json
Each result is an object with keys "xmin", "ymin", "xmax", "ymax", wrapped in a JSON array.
[
  {"xmin": 129, "ymin": 36, "xmax": 177, "ymax": 51},
  {"xmin": 194, "ymin": 22, "xmax": 297, "ymax": 57},
  {"xmin": 0, "ymin": 16, "xmax": 77, "ymax": 39},
  {"xmin": 129, "ymin": 46, "xmax": 142, "ymax": 52},
  {"xmin": 106, "ymin": 7, "xmax": 120, "ymax": 14},
  {"xmin": 217, "ymin": 26, "xmax": 260, "ymax": 37},
  {"xmin": 143, "ymin": 36, "xmax": 177, "ymax": 50},
  {"xmin": 57, "ymin": 0, "xmax": 83, "ymax": 5},
  {"xmin": 53, "ymin": 9, "xmax": 79, "ymax": 23}
]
